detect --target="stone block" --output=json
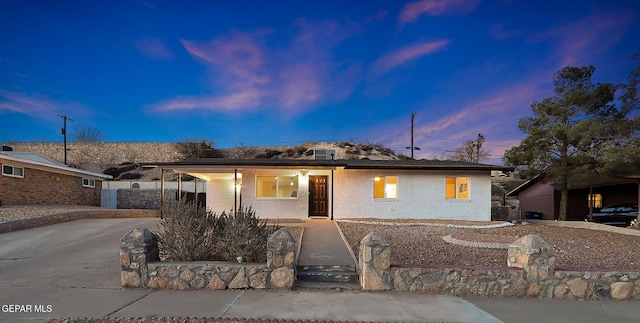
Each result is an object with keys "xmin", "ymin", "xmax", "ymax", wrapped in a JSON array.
[
  {"xmin": 229, "ymin": 267, "xmax": 249, "ymax": 289},
  {"xmin": 148, "ymin": 277, "xmax": 167, "ymax": 289},
  {"xmin": 121, "ymin": 271, "xmax": 141, "ymax": 288},
  {"xmin": 610, "ymin": 282, "xmax": 634, "ymax": 300},
  {"xmin": 179, "ymin": 268, "xmax": 195, "ymax": 282},
  {"xmin": 361, "ymin": 266, "xmax": 391, "ymax": 291},
  {"xmin": 269, "ymin": 267, "xmax": 294, "ymax": 290},
  {"xmin": 249, "ymin": 271, "xmax": 268, "ymax": 289},
  {"xmin": 567, "ymin": 278, "xmax": 587, "ymax": 299},
  {"xmin": 120, "ymin": 251, "xmax": 130, "ymax": 266},
  {"xmin": 191, "ymin": 277, "xmax": 206, "ymax": 289},
  {"xmin": 527, "ymin": 282, "xmax": 541, "ymax": 297},
  {"xmin": 208, "ymin": 275, "xmax": 226, "ymax": 290}
]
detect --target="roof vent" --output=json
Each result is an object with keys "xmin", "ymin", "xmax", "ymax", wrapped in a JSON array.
[{"xmin": 313, "ymin": 149, "xmax": 336, "ymax": 160}]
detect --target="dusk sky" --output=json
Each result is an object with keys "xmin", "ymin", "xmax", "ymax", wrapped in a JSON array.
[{"xmin": 1, "ymin": 0, "xmax": 639, "ymax": 164}]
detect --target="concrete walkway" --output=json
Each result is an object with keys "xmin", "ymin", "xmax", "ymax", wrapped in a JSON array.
[{"xmin": 298, "ymin": 219, "xmax": 356, "ymax": 267}]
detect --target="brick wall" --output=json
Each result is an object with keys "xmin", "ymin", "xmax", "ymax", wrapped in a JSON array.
[{"xmin": 0, "ymin": 167, "xmax": 102, "ymax": 206}]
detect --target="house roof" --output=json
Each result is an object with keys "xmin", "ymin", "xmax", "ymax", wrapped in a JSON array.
[
  {"xmin": 507, "ymin": 169, "xmax": 640, "ymax": 197},
  {"xmin": 145, "ymin": 158, "xmax": 514, "ymax": 172},
  {"xmin": 0, "ymin": 152, "xmax": 112, "ymax": 180}
]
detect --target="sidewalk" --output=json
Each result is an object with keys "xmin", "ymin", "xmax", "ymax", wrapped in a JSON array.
[{"xmin": 0, "ymin": 286, "xmax": 502, "ymax": 322}]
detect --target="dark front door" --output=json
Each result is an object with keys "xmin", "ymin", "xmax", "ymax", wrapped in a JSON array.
[{"xmin": 309, "ymin": 175, "xmax": 328, "ymax": 217}]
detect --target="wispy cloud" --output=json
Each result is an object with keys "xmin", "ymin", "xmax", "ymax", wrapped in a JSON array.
[
  {"xmin": 536, "ymin": 10, "xmax": 635, "ymax": 68},
  {"xmin": 398, "ymin": 0, "xmax": 480, "ymax": 24},
  {"xmin": 135, "ymin": 38, "xmax": 174, "ymax": 60},
  {"xmin": 0, "ymin": 89, "xmax": 90, "ymax": 120},
  {"xmin": 376, "ymin": 74, "xmax": 550, "ymax": 163},
  {"xmin": 371, "ymin": 40, "xmax": 450, "ymax": 76},
  {"xmin": 151, "ymin": 19, "xmax": 363, "ymax": 115}
]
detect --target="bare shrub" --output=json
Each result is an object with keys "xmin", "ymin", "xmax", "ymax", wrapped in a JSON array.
[
  {"xmin": 157, "ymin": 202, "xmax": 280, "ymax": 263},
  {"xmin": 157, "ymin": 202, "xmax": 218, "ymax": 261}
]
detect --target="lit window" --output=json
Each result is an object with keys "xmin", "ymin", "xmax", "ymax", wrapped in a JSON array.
[
  {"xmin": 588, "ymin": 193, "xmax": 602, "ymax": 208},
  {"xmin": 374, "ymin": 176, "xmax": 398, "ymax": 199},
  {"xmin": 256, "ymin": 175, "xmax": 298, "ymax": 198},
  {"xmin": 2, "ymin": 165, "xmax": 24, "ymax": 178},
  {"xmin": 82, "ymin": 178, "xmax": 95, "ymax": 188},
  {"xmin": 446, "ymin": 177, "xmax": 469, "ymax": 199}
]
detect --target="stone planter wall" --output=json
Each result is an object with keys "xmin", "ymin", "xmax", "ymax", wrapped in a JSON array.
[
  {"xmin": 121, "ymin": 228, "xmax": 296, "ymax": 290},
  {"xmin": 359, "ymin": 232, "xmax": 640, "ymax": 300}
]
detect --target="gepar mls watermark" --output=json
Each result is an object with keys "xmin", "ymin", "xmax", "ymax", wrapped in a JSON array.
[{"xmin": 2, "ymin": 304, "xmax": 53, "ymax": 313}]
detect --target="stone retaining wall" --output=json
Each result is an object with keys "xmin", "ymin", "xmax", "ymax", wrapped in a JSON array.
[
  {"xmin": 116, "ymin": 189, "xmax": 178, "ymax": 209},
  {"xmin": 359, "ymin": 232, "xmax": 640, "ymax": 300},
  {"xmin": 120, "ymin": 228, "xmax": 296, "ymax": 290}
]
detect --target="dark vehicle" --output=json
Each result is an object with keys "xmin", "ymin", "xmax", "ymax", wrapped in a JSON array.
[{"xmin": 585, "ymin": 203, "xmax": 638, "ymax": 226}]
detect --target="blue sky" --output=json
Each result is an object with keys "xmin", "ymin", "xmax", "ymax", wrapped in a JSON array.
[{"xmin": 1, "ymin": 0, "xmax": 639, "ymax": 164}]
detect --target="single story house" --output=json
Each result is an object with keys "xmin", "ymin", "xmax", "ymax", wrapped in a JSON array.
[
  {"xmin": 507, "ymin": 171, "xmax": 640, "ymax": 221},
  {"xmin": 0, "ymin": 151, "xmax": 112, "ymax": 206},
  {"xmin": 147, "ymin": 158, "xmax": 512, "ymax": 221}
]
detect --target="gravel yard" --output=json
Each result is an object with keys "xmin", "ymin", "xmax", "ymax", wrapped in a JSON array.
[{"xmin": 338, "ymin": 220, "xmax": 640, "ymax": 271}]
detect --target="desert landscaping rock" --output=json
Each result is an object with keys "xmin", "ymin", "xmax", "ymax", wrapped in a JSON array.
[{"xmin": 338, "ymin": 221, "xmax": 640, "ymax": 270}]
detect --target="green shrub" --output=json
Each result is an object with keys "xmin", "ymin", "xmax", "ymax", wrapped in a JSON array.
[{"xmin": 157, "ymin": 202, "xmax": 280, "ymax": 263}]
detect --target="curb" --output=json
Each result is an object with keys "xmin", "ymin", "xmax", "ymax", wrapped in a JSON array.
[{"xmin": 0, "ymin": 209, "xmax": 159, "ymax": 234}]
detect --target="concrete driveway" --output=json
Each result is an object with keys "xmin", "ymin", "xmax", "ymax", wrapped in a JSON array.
[{"xmin": 0, "ymin": 217, "xmax": 161, "ymax": 289}]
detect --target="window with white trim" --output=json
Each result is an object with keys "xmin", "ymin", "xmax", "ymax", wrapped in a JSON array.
[
  {"xmin": 2, "ymin": 165, "xmax": 24, "ymax": 178},
  {"xmin": 82, "ymin": 178, "xmax": 96, "ymax": 188},
  {"xmin": 374, "ymin": 176, "xmax": 398, "ymax": 199},
  {"xmin": 446, "ymin": 177, "xmax": 469, "ymax": 199},
  {"xmin": 256, "ymin": 175, "xmax": 298, "ymax": 198}
]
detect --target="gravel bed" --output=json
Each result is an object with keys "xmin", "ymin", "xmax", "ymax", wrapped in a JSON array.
[
  {"xmin": 338, "ymin": 221, "xmax": 640, "ymax": 270},
  {"xmin": 0, "ymin": 205, "xmax": 102, "ymax": 223}
]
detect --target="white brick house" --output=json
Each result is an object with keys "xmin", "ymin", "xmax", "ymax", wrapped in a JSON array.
[{"xmin": 148, "ymin": 159, "xmax": 511, "ymax": 221}]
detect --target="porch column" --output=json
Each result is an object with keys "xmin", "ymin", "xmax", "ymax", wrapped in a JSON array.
[
  {"xmin": 234, "ymin": 168, "xmax": 238, "ymax": 214},
  {"xmin": 178, "ymin": 173, "xmax": 182, "ymax": 202},
  {"xmin": 194, "ymin": 177, "xmax": 198, "ymax": 209},
  {"xmin": 160, "ymin": 169, "xmax": 165, "ymax": 219}
]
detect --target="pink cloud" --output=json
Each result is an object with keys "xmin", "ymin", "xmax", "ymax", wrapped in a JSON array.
[
  {"xmin": 536, "ymin": 10, "xmax": 634, "ymax": 68},
  {"xmin": 135, "ymin": 38, "xmax": 174, "ymax": 60},
  {"xmin": 399, "ymin": 0, "xmax": 480, "ymax": 24},
  {"xmin": 153, "ymin": 20, "xmax": 362, "ymax": 115},
  {"xmin": 372, "ymin": 40, "xmax": 450, "ymax": 76},
  {"xmin": 0, "ymin": 89, "xmax": 59, "ymax": 115},
  {"xmin": 0, "ymin": 89, "xmax": 91, "ymax": 120},
  {"xmin": 374, "ymin": 74, "xmax": 550, "ymax": 163}
]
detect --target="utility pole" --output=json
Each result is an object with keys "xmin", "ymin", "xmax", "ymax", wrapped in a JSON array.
[
  {"xmin": 58, "ymin": 114, "xmax": 73, "ymax": 165},
  {"xmin": 410, "ymin": 112, "xmax": 415, "ymax": 159},
  {"xmin": 405, "ymin": 112, "xmax": 420, "ymax": 159}
]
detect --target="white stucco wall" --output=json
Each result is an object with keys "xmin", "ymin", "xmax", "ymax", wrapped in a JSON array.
[
  {"xmin": 205, "ymin": 168, "xmax": 491, "ymax": 221},
  {"xmin": 332, "ymin": 169, "xmax": 491, "ymax": 221},
  {"xmin": 210, "ymin": 169, "xmax": 333, "ymax": 219}
]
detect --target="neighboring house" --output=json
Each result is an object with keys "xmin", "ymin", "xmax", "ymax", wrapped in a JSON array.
[
  {"xmin": 0, "ymin": 152, "xmax": 112, "ymax": 206},
  {"xmin": 507, "ymin": 171, "xmax": 640, "ymax": 221},
  {"xmin": 147, "ymin": 158, "xmax": 512, "ymax": 221}
]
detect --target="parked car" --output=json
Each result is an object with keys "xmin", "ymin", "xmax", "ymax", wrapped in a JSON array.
[{"xmin": 585, "ymin": 203, "xmax": 638, "ymax": 226}]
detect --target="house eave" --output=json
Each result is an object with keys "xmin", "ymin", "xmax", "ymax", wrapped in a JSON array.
[{"xmin": 0, "ymin": 153, "xmax": 112, "ymax": 180}]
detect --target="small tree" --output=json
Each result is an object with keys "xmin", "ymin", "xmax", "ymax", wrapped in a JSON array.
[
  {"xmin": 503, "ymin": 65, "xmax": 638, "ymax": 221},
  {"xmin": 448, "ymin": 133, "xmax": 490, "ymax": 163},
  {"xmin": 175, "ymin": 137, "xmax": 225, "ymax": 160},
  {"xmin": 71, "ymin": 126, "xmax": 105, "ymax": 142}
]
